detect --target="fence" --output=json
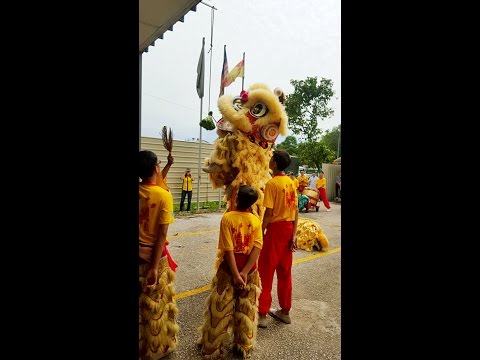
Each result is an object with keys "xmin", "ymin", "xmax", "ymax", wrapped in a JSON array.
[
  {"xmin": 141, "ymin": 137, "xmax": 341, "ymax": 203},
  {"xmin": 321, "ymin": 163, "xmax": 341, "ymax": 201},
  {"xmin": 141, "ymin": 137, "xmax": 224, "ymax": 206}
]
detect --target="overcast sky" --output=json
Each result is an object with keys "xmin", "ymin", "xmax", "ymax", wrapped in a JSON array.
[{"xmin": 141, "ymin": 0, "xmax": 340, "ymax": 144}]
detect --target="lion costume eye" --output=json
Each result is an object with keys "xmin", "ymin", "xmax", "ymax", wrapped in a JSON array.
[
  {"xmin": 250, "ymin": 102, "xmax": 268, "ymax": 118},
  {"xmin": 232, "ymin": 96, "xmax": 243, "ymax": 111}
]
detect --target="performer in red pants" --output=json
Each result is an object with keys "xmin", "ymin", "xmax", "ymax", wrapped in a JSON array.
[
  {"xmin": 316, "ymin": 170, "xmax": 331, "ymax": 212},
  {"xmin": 258, "ymin": 150, "xmax": 299, "ymax": 328},
  {"xmin": 258, "ymin": 222, "xmax": 294, "ymax": 316}
]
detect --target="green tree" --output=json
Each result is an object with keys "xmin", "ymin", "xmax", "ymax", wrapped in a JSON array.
[
  {"xmin": 276, "ymin": 135, "xmax": 299, "ymax": 156},
  {"xmin": 320, "ymin": 125, "xmax": 341, "ymax": 157},
  {"xmin": 298, "ymin": 140, "xmax": 336, "ymax": 171},
  {"xmin": 285, "ymin": 76, "xmax": 335, "ymax": 142}
]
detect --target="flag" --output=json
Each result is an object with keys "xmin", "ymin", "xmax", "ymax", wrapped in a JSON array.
[
  {"xmin": 196, "ymin": 37, "xmax": 205, "ymax": 98},
  {"xmin": 223, "ymin": 59, "xmax": 244, "ymax": 87},
  {"xmin": 219, "ymin": 45, "xmax": 229, "ymax": 97}
]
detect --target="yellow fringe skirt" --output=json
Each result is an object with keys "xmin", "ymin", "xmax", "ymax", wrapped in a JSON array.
[
  {"xmin": 139, "ymin": 256, "xmax": 180, "ymax": 360},
  {"xmin": 197, "ymin": 263, "xmax": 261, "ymax": 359}
]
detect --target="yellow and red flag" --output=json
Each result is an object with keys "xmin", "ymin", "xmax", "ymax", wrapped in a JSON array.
[{"xmin": 223, "ymin": 59, "xmax": 244, "ymax": 87}]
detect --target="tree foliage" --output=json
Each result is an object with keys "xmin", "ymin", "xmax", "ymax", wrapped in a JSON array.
[
  {"xmin": 297, "ymin": 140, "xmax": 336, "ymax": 171},
  {"xmin": 320, "ymin": 125, "xmax": 341, "ymax": 157},
  {"xmin": 285, "ymin": 76, "xmax": 335, "ymax": 142},
  {"xmin": 276, "ymin": 135, "xmax": 298, "ymax": 156}
]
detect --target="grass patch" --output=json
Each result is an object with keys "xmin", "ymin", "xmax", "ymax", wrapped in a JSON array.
[{"xmin": 173, "ymin": 200, "xmax": 226, "ymax": 215}]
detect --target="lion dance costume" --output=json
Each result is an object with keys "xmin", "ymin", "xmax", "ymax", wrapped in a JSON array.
[
  {"xmin": 295, "ymin": 218, "xmax": 330, "ymax": 252},
  {"xmin": 202, "ymin": 83, "xmax": 288, "ymax": 220},
  {"xmin": 198, "ymin": 84, "xmax": 288, "ymax": 359},
  {"xmin": 197, "ymin": 210, "xmax": 263, "ymax": 359},
  {"xmin": 139, "ymin": 183, "xmax": 179, "ymax": 360}
]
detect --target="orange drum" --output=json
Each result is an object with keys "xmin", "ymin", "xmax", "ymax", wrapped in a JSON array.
[{"xmin": 302, "ymin": 187, "xmax": 319, "ymax": 205}]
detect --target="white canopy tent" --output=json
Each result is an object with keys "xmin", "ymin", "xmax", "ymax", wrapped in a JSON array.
[
  {"xmin": 140, "ymin": 0, "xmax": 202, "ymax": 53},
  {"xmin": 139, "ymin": 0, "xmax": 202, "ymax": 144}
]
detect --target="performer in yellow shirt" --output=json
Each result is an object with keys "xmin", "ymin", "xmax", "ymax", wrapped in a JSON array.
[
  {"xmin": 291, "ymin": 172, "xmax": 310, "ymax": 211},
  {"xmin": 297, "ymin": 169, "xmax": 309, "ymax": 193},
  {"xmin": 258, "ymin": 150, "xmax": 299, "ymax": 328},
  {"xmin": 138, "ymin": 150, "xmax": 178, "ymax": 359},
  {"xmin": 315, "ymin": 170, "xmax": 331, "ymax": 212},
  {"xmin": 198, "ymin": 185, "xmax": 263, "ymax": 359},
  {"xmin": 288, "ymin": 171, "xmax": 299, "ymax": 193}
]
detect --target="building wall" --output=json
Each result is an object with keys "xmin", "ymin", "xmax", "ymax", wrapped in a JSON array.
[
  {"xmin": 321, "ymin": 163, "xmax": 341, "ymax": 201},
  {"xmin": 141, "ymin": 137, "xmax": 341, "ymax": 203},
  {"xmin": 141, "ymin": 137, "xmax": 224, "ymax": 205}
]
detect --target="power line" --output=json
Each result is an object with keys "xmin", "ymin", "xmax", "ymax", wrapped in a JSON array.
[{"xmin": 143, "ymin": 92, "xmax": 198, "ymax": 112}]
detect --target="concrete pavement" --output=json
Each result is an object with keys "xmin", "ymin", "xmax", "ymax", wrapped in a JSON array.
[{"xmin": 165, "ymin": 201, "xmax": 341, "ymax": 359}]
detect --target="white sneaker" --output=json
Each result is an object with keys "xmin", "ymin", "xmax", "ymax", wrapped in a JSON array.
[
  {"xmin": 326, "ymin": 208, "xmax": 331, "ymax": 212},
  {"xmin": 268, "ymin": 309, "xmax": 291, "ymax": 324},
  {"xmin": 257, "ymin": 315, "xmax": 268, "ymax": 328}
]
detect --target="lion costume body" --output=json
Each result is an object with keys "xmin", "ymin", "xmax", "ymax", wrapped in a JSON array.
[
  {"xmin": 198, "ymin": 84, "xmax": 287, "ymax": 359},
  {"xmin": 202, "ymin": 83, "xmax": 288, "ymax": 220},
  {"xmin": 295, "ymin": 218, "xmax": 330, "ymax": 251}
]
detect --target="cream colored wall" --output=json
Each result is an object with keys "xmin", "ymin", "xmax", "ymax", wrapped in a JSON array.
[
  {"xmin": 141, "ymin": 137, "xmax": 224, "ymax": 206},
  {"xmin": 321, "ymin": 163, "xmax": 341, "ymax": 201},
  {"xmin": 142, "ymin": 137, "xmax": 341, "ymax": 203}
]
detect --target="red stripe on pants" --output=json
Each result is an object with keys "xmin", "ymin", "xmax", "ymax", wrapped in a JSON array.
[
  {"xmin": 258, "ymin": 221, "xmax": 294, "ymax": 316},
  {"xmin": 319, "ymin": 188, "xmax": 331, "ymax": 209}
]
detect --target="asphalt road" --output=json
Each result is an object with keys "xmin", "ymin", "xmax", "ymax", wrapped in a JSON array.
[{"xmin": 164, "ymin": 201, "xmax": 341, "ymax": 359}]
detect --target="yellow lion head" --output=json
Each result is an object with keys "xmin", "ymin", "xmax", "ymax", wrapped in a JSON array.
[{"xmin": 216, "ymin": 83, "xmax": 288, "ymax": 149}]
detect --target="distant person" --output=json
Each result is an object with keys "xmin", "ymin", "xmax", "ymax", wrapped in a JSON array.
[
  {"xmin": 315, "ymin": 170, "xmax": 331, "ymax": 212},
  {"xmin": 291, "ymin": 172, "xmax": 309, "ymax": 211},
  {"xmin": 308, "ymin": 172, "xmax": 319, "ymax": 188},
  {"xmin": 290, "ymin": 172, "xmax": 306, "ymax": 209},
  {"xmin": 297, "ymin": 170, "xmax": 309, "ymax": 193},
  {"xmin": 138, "ymin": 150, "xmax": 178, "ymax": 359},
  {"xmin": 288, "ymin": 172, "xmax": 299, "ymax": 193},
  {"xmin": 258, "ymin": 150, "xmax": 299, "ymax": 328},
  {"xmin": 335, "ymin": 171, "xmax": 341, "ymax": 200},
  {"xmin": 197, "ymin": 185, "xmax": 263, "ymax": 359},
  {"xmin": 180, "ymin": 168, "xmax": 194, "ymax": 211}
]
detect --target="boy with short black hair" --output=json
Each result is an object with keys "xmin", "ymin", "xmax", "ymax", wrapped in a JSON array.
[
  {"xmin": 138, "ymin": 150, "xmax": 179, "ymax": 359},
  {"xmin": 198, "ymin": 185, "xmax": 263, "ymax": 359},
  {"xmin": 258, "ymin": 149, "xmax": 299, "ymax": 328}
]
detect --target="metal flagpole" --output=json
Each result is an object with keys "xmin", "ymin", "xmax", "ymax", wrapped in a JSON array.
[
  {"xmin": 199, "ymin": 2, "xmax": 218, "ymax": 210},
  {"xmin": 197, "ymin": 99, "xmax": 203, "ymax": 212},
  {"xmin": 200, "ymin": 2, "xmax": 218, "ymax": 210},
  {"xmin": 203, "ymin": 3, "xmax": 217, "ymax": 112},
  {"xmin": 196, "ymin": 37, "xmax": 206, "ymax": 212},
  {"xmin": 241, "ymin": 52, "xmax": 245, "ymax": 91}
]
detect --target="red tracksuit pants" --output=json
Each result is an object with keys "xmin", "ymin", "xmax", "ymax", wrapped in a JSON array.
[
  {"xmin": 319, "ymin": 187, "xmax": 331, "ymax": 209},
  {"xmin": 258, "ymin": 221, "xmax": 294, "ymax": 316}
]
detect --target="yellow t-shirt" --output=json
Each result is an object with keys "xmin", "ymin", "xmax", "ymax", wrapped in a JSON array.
[
  {"xmin": 297, "ymin": 175, "xmax": 309, "ymax": 187},
  {"xmin": 218, "ymin": 211, "xmax": 263, "ymax": 254},
  {"xmin": 156, "ymin": 174, "xmax": 169, "ymax": 191},
  {"xmin": 181, "ymin": 176, "xmax": 194, "ymax": 191},
  {"xmin": 139, "ymin": 184, "xmax": 174, "ymax": 246},
  {"xmin": 316, "ymin": 177, "xmax": 327, "ymax": 189},
  {"xmin": 263, "ymin": 174, "xmax": 298, "ymax": 223},
  {"xmin": 291, "ymin": 178, "xmax": 299, "ymax": 192}
]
